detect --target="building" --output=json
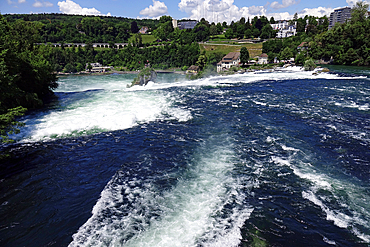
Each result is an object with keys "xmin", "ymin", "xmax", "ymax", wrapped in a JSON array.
[
  {"xmin": 172, "ymin": 19, "xmax": 178, "ymax": 29},
  {"xmin": 178, "ymin": 20, "xmax": 198, "ymax": 30},
  {"xmin": 271, "ymin": 20, "xmax": 297, "ymax": 38},
  {"xmin": 217, "ymin": 52, "xmax": 240, "ymax": 72},
  {"xmin": 329, "ymin": 7, "xmax": 351, "ymax": 29},
  {"xmin": 139, "ymin": 26, "xmax": 149, "ymax": 34},
  {"xmin": 258, "ymin": 53, "xmax": 269, "ymax": 64},
  {"xmin": 297, "ymin": 42, "xmax": 308, "ymax": 53},
  {"xmin": 86, "ymin": 63, "xmax": 112, "ymax": 73},
  {"xmin": 186, "ymin": 65, "xmax": 200, "ymax": 74}
]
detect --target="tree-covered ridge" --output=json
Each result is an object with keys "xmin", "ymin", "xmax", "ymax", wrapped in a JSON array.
[
  {"xmin": 263, "ymin": 2, "xmax": 370, "ymax": 66},
  {"xmin": 49, "ymin": 42, "xmax": 200, "ymax": 73},
  {"xmin": 4, "ymin": 13, "xmax": 159, "ymax": 43},
  {"xmin": 0, "ymin": 15, "xmax": 58, "ymax": 143}
]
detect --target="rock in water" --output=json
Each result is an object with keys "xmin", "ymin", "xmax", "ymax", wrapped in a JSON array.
[{"xmin": 130, "ymin": 68, "xmax": 157, "ymax": 87}]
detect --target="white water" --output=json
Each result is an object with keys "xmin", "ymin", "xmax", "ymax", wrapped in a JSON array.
[
  {"xmin": 14, "ymin": 68, "xmax": 370, "ymax": 244},
  {"xmin": 13, "ymin": 67, "xmax": 358, "ymax": 143},
  {"xmin": 69, "ymin": 136, "xmax": 253, "ymax": 247},
  {"xmin": 271, "ymin": 143, "xmax": 370, "ymax": 243}
]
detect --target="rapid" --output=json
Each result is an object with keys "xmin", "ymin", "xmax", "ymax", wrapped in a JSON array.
[{"xmin": 1, "ymin": 66, "xmax": 369, "ymax": 246}]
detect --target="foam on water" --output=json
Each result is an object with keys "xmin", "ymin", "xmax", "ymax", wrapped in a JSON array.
[
  {"xmin": 271, "ymin": 144, "xmax": 370, "ymax": 243},
  {"xmin": 69, "ymin": 136, "xmax": 253, "ymax": 247},
  {"xmin": 15, "ymin": 67, "xmax": 362, "ymax": 143},
  {"xmin": 16, "ymin": 89, "xmax": 191, "ymax": 142}
]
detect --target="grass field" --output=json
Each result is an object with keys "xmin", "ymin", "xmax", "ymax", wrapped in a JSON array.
[
  {"xmin": 128, "ymin": 34, "xmax": 157, "ymax": 44},
  {"xmin": 200, "ymin": 42, "xmax": 263, "ymax": 58}
]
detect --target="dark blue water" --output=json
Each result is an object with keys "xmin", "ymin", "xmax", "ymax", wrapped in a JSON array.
[{"xmin": 1, "ymin": 67, "xmax": 369, "ymax": 246}]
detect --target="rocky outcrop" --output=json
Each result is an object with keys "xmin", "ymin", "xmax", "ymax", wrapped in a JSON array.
[{"xmin": 130, "ymin": 68, "xmax": 157, "ymax": 87}]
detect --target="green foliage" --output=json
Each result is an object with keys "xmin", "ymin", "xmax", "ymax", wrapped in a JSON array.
[
  {"xmin": 295, "ymin": 53, "xmax": 306, "ymax": 65},
  {"xmin": 196, "ymin": 54, "xmax": 207, "ymax": 70},
  {"xmin": 129, "ymin": 67, "xmax": 156, "ymax": 87},
  {"xmin": 159, "ymin": 16, "xmax": 172, "ymax": 24},
  {"xmin": 351, "ymin": 1, "xmax": 369, "ymax": 24},
  {"xmin": 0, "ymin": 106, "xmax": 27, "ymax": 143},
  {"xmin": 5, "ymin": 13, "xmax": 159, "ymax": 43},
  {"xmin": 304, "ymin": 58, "xmax": 316, "ymax": 71},
  {"xmin": 0, "ymin": 14, "xmax": 58, "ymax": 143},
  {"xmin": 280, "ymin": 47, "xmax": 294, "ymax": 60},
  {"xmin": 240, "ymin": 47, "xmax": 250, "ymax": 65},
  {"xmin": 153, "ymin": 21, "xmax": 174, "ymax": 41},
  {"xmin": 308, "ymin": 4, "xmax": 370, "ymax": 66}
]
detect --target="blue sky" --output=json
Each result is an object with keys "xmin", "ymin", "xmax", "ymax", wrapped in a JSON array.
[{"xmin": 1, "ymin": 0, "xmax": 363, "ymax": 22}]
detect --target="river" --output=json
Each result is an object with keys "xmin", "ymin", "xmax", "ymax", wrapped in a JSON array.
[{"xmin": 1, "ymin": 66, "xmax": 369, "ymax": 246}]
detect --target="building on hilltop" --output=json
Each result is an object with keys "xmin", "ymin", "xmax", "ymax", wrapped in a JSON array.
[
  {"xmin": 329, "ymin": 7, "xmax": 351, "ymax": 29},
  {"xmin": 217, "ymin": 52, "xmax": 240, "ymax": 72},
  {"xmin": 177, "ymin": 20, "xmax": 198, "ymax": 30},
  {"xmin": 270, "ymin": 20, "xmax": 297, "ymax": 38}
]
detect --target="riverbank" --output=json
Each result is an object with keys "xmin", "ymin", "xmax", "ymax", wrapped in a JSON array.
[{"xmin": 57, "ymin": 68, "xmax": 186, "ymax": 77}]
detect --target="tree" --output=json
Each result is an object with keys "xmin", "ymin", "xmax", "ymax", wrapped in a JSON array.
[
  {"xmin": 159, "ymin": 15, "xmax": 172, "ymax": 24},
  {"xmin": 153, "ymin": 21, "xmax": 174, "ymax": 41},
  {"xmin": 240, "ymin": 47, "xmax": 249, "ymax": 65},
  {"xmin": 260, "ymin": 24, "xmax": 274, "ymax": 39},
  {"xmin": 351, "ymin": 1, "xmax": 369, "ymax": 23},
  {"xmin": 280, "ymin": 47, "xmax": 293, "ymax": 60},
  {"xmin": 296, "ymin": 18, "xmax": 306, "ymax": 33},
  {"xmin": 245, "ymin": 29, "xmax": 252, "ymax": 39},
  {"xmin": 216, "ymin": 22, "xmax": 223, "ymax": 33},
  {"xmin": 196, "ymin": 54, "xmax": 207, "ymax": 70},
  {"xmin": 225, "ymin": 28, "xmax": 234, "ymax": 39},
  {"xmin": 210, "ymin": 24, "xmax": 218, "ymax": 36},
  {"xmin": 237, "ymin": 24, "xmax": 245, "ymax": 39},
  {"xmin": 0, "ymin": 15, "xmax": 58, "ymax": 143},
  {"xmin": 304, "ymin": 58, "xmax": 316, "ymax": 71},
  {"xmin": 252, "ymin": 28, "xmax": 260, "ymax": 38},
  {"xmin": 131, "ymin": 21, "xmax": 139, "ymax": 33},
  {"xmin": 270, "ymin": 17, "xmax": 276, "ymax": 24}
]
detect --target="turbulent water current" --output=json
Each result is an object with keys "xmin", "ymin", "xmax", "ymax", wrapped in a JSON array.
[{"xmin": 1, "ymin": 66, "xmax": 370, "ymax": 246}]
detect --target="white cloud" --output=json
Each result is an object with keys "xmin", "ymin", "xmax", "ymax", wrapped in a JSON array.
[
  {"xmin": 346, "ymin": 0, "xmax": 369, "ymax": 6},
  {"xmin": 178, "ymin": 0, "xmax": 336, "ymax": 23},
  {"xmin": 298, "ymin": 6, "xmax": 333, "ymax": 17},
  {"xmin": 139, "ymin": 0, "xmax": 168, "ymax": 18},
  {"xmin": 18, "ymin": 0, "xmax": 26, "ymax": 3},
  {"xmin": 178, "ymin": 0, "xmax": 267, "ymax": 23},
  {"xmin": 57, "ymin": 0, "xmax": 111, "ymax": 16},
  {"xmin": 33, "ymin": 0, "xmax": 53, "ymax": 7},
  {"xmin": 270, "ymin": 0, "xmax": 298, "ymax": 9},
  {"xmin": 7, "ymin": 0, "xmax": 14, "ymax": 4}
]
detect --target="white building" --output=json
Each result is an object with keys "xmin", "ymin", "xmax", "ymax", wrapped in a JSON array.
[
  {"xmin": 217, "ymin": 52, "xmax": 240, "ymax": 72},
  {"xmin": 258, "ymin": 53, "xmax": 269, "ymax": 64},
  {"xmin": 271, "ymin": 20, "xmax": 297, "ymax": 38}
]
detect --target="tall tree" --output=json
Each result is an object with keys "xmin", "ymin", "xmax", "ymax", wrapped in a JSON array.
[
  {"xmin": 131, "ymin": 21, "xmax": 139, "ymax": 33},
  {"xmin": 240, "ymin": 47, "xmax": 249, "ymax": 65}
]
